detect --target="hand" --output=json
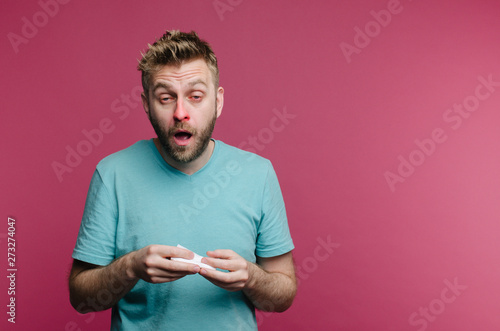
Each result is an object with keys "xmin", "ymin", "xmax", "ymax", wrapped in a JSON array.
[
  {"xmin": 199, "ymin": 249, "xmax": 254, "ymax": 291},
  {"xmin": 129, "ymin": 245, "xmax": 200, "ymax": 283}
]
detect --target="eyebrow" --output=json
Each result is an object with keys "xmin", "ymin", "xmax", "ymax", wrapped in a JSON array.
[
  {"xmin": 152, "ymin": 80, "xmax": 208, "ymax": 93},
  {"xmin": 187, "ymin": 79, "xmax": 208, "ymax": 88},
  {"xmin": 152, "ymin": 82, "xmax": 171, "ymax": 93}
]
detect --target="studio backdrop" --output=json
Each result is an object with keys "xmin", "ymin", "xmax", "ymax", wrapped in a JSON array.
[{"xmin": 2, "ymin": 0, "xmax": 500, "ymax": 330}]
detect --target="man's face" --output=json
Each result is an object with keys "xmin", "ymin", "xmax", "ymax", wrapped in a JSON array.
[{"xmin": 142, "ymin": 58, "xmax": 224, "ymax": 164}]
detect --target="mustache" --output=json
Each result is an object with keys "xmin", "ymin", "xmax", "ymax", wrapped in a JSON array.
[{"xmin": 167, "ymin": 123, "xmax": 197, "ymax": 136}]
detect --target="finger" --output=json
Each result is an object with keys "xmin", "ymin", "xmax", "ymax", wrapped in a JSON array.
[
  {"xmin": 202, "ymin": 256, "xmax": 236, "ymax": 271},
  {"xmin": 168, "ymin": 259, "xmax": 201, "ymax": 273},
  {"xmin": 154, "ymin": 255, "xmax": 200, "ymax": 274},
  {"xmin": 154, "ymin": 245, "xmax": 195, "ymax": 260},
  {"xmin": 149, "ymin": 274, "xmax": 187, "ymax": 283},
  {"xmin": 200, "ymin": 266, "xmax": 246, "ymax": 283},
  {"xmin": 199, "ymin": 267, "xmax": 230, "ymax": 281},
  {"xmin": 199, "ymin": 268, "xmax": 246, "ymax": 290},
  {"xmin": 206, "ymin": 249, "xmax": 236, "ymax": 259},
  {"xmin": 147, "ymin": 264, "xmax": 199, "ymax": 281}
]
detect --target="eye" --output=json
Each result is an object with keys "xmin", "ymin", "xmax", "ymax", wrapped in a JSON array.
[
  {"xmin": 160, "ymin": 95, "xmax": 175, "ymax": 104},
  {"xmin": 190, "ymin": 94, "xmax": 203, "ymax": 102}
]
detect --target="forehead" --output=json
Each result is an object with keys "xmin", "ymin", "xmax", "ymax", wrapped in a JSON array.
[{"xmin": 151, "ymin": 58, "xmax": 213, "ymax": 88}]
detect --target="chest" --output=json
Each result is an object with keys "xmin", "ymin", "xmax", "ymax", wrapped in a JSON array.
[{"xmin": 113, "ymin": 174, "xmax": 262, "ymax": 262}]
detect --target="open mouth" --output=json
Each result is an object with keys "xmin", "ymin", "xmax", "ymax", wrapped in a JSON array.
[{"xmin": 173, "ymin": 130, "xmax": 193, "ymax": 146}]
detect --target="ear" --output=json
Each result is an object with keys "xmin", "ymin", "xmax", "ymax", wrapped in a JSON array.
[
  {"xmin": 216, "ymin": 86, "xmax": 224, "ymax": 118},
  {"xmin": 141, "ymin": 91, "xmax": 150, "ymax": 115}
]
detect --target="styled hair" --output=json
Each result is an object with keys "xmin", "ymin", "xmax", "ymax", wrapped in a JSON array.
[{"xmin": 137, "ymin": 30, "xmax": 219, "ymax": 93}]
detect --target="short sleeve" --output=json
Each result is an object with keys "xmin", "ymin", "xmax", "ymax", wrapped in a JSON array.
[
  {"xmin": 255, "ymin": 163, "xmax": 294, "ymax": 257},
  {"xmin": 72, "ymin": 169, "xmax": 118, "ymax": 266}
]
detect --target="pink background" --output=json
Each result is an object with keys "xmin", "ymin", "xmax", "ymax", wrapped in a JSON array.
[{"xmin": 2, "ymin": 0, "xmax": 500, "ymax": 330}]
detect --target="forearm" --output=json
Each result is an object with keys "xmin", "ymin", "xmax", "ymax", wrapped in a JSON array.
[
  {"xmin": 243, "ymin": 262, "xmax": 297, "ymax": 312},
  {"xmin": 69, "ymin": 254, "xmax": 138, "ymax": 313}
]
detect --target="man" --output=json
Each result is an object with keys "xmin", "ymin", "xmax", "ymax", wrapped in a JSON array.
[{"xmin": 69, "ymin": 30, "xmax": 296, "ymax": 330}]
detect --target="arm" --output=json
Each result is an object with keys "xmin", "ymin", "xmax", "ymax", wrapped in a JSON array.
[
  {"xmin": 69, "ymin": 245, "xmax": 200, "ymax": 313},
  {"xmin": 200, "ymin": 250, "xmax": 296, "ymax": 312}
]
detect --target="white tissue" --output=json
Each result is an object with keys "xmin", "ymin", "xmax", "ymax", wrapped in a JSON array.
[{"xmin": 171, "ymin": 244, "xmax": 215, "ymax": 270}]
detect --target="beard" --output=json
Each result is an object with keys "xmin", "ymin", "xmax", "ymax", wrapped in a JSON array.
[{"xmin": 148, "ymin": 104, "xmax": 217, "ymax": 164}]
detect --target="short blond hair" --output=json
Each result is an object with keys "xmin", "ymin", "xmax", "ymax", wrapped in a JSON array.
[{"xmin": 137, "ymin": 30, "xmax": 219, "ymax": 93}]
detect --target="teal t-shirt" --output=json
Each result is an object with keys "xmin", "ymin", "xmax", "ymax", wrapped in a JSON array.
[{"xmin": 72, "ymin": 139, "xmax": 294, "ymax": 330}]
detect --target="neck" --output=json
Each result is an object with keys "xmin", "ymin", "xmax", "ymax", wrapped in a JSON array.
[{"xmin": 153, "ymin": 138, "xmax": 215, "ymax": 175}]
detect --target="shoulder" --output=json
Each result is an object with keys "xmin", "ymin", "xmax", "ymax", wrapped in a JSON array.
[
  {"xmin": 214, "ymin": 140, "xmax": 275, "ymax": 176},
  {"xmin": 96, "ymin": 140, "xmax": 154, "ymax": 175},
  {"xmin": 215, "ymin": 140, "xmax": 272, "ymax": 168}
]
